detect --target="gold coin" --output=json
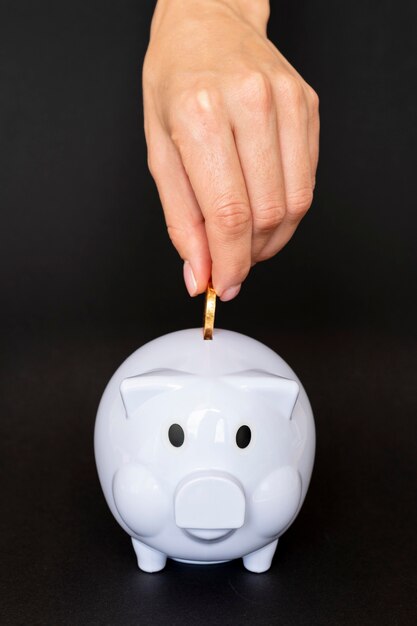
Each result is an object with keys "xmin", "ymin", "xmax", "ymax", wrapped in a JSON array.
[{"xmin": 203, "ymin": 280, "xmax": 216, "ymax": 340}]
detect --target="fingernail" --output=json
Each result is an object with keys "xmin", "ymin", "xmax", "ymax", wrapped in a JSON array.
[
  {"xmin": 220, "ymin": 284, "xmax": 241, "ymax": 302},
  {"xmin": 183, "ymin": 260, "xmax": 198, "ymax": 296}
]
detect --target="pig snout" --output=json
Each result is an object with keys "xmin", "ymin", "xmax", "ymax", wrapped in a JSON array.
[{"xmin": 175, "ymin": 472, "xmax": 245, "ymax": 540}]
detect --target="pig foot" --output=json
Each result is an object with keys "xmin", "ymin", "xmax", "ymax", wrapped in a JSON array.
[
  {"xmin": 242, "ymin": 539, "xmax": 279, "ymax": 573},
  {"xmin": 132, "ymin": 538, "xmax": 167, "ymax": 573}
]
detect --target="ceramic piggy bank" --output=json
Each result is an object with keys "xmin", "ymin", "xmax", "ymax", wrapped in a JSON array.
[{"xmin": 94, "ymin": 328, "xmax": 315, "ymax": 573}]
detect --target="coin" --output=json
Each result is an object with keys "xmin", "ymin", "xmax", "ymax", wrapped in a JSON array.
[{"xmin": 203, "ymin": 280, "xmax": 216, "ymax": 340}]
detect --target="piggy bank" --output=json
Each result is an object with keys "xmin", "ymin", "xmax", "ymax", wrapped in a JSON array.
[{"xmin": 94, "ymin": 328, "xmax": 315, "ymax": 573}]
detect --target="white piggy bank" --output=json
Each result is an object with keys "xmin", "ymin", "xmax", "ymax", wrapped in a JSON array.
[{"xmin": 94, "ymin": 328, "xmax": 315, "ymax": 573}]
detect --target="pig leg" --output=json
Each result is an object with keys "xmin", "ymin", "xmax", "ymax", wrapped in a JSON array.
[
  {"xmin": 132, "ymin": 538, "xmax": 167, "ymax": 573},
  {"xmin": 242, "ymin": 539, "xmax": 279, "ymax": 573}
]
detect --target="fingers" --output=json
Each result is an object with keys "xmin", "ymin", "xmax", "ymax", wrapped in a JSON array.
[
  {"xmin": 169, "ymin": 90, "xmax": 252, "ymax": 299},
  {"xmin": 275, "ymin": 76, "xmax": 313, "ymax": 224},
  {"xmin": 260, "ymin": 79, "xmax": 318, "ymax": 261},
  {"xmin": 147, "ymin": 76, "xmax": 319, "ymax": 300},
  {"xmin": 231, "ymin": 73, "xmax": 316, "ymax": 265},
  {"xmin": 146, "ymin": 122, "xmax": 212, "ymax": 296},
  {"xmin": 229, "ymin": 74, "xmax": 286, "ymax": 263},
  {"xmin": 251, "ymin": 76, "xmax": 316, "ymax": 263}
]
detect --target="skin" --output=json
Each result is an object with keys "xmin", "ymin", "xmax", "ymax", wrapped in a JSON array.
[{"xmin": 143, "ymin": 0, "xmax": 319, "ymax": 301}]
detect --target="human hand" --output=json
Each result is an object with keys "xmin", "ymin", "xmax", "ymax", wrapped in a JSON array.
[{"xmin": 143, "ymin": 0, "xmax": 319, "ymax": 301}]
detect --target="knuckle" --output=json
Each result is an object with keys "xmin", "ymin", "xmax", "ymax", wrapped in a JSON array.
[
  {"xmin": 286, "ymin": 188, "xmax": 313, "ymax": 220},
  {"xmin": 146, "ymin": 150, "xmax": 158, "ymax": 177},
  {"xmin": 307, "ymin": 85, "xmax": 319, "ymax": 111},
  {"xmin": 183, "ymin": 87, "xmax": 219, "ymax": 116},
  {"xmin": 256, "ymin": 248, "xmax": 276, "ymax": 263},
  {"xmin": 213, "ymin": 198, "xmax": 251, "ymax": 237},
  {"xmin": 277, "ymin": 74, "xmax": 304, "ymax": 105},
  {"xmin": 166, "ymin": 224, "xmax": 183, "ymax": 251},
  {"xmin": 239, "ymin": 72, "xmax": 273, "ymax": 114},
  {"xmin": 167, "ymin": 218, "xmax": 203, "ymax": 246},
  {"xmin": 253, "ymin": 201, "xmax": 286, "ymax": 233},
  {"xmin": 146, "ymin": 144, "xmax": 165, "ymax": 179},
  {"xmin": 146, "ymin": 153, "xmax": 155, "ymax": 176},
  {"xmin": 170, "ymin": 87, "xmax": 222, "ymax": 140}
]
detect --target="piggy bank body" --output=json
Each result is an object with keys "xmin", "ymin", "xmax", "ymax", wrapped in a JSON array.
[{"xmin": 95, "ymin": 328, "xmax": 315, "ymax": 573}]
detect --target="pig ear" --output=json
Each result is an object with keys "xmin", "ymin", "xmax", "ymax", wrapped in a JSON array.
[
  {"xmin": 120, "ymin": 369, "xmax": 195, "ymax": 419},
  {"xmin": 224, "ymin": 370, "xmax": 299, "ymax": 420}
]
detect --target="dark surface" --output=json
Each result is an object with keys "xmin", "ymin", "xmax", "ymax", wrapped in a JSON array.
[{"xmin": 1, "ymin": 0, "xmax": 417, "ymax": 624}]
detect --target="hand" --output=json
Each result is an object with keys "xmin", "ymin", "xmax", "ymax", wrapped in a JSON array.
[{"xmin": 143, "ymin": 0, "xmax": 319, "ymax": 301}]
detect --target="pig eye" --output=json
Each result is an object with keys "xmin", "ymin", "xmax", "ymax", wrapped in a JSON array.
[
  {"xmin": 236, "ymin": 425, "xmax": 251, "ymax": 449},
  {"xmin": 168, "ymin": 423, "xmax": 185, "ymax": 447}
]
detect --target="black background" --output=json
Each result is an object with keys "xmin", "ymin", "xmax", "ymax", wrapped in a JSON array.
[{"xmin": 1, "ymin": 1, "xmax": 416, "ymax": 624}]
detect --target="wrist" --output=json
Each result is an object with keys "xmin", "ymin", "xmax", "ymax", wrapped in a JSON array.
[
  {"xmin": 152, "ymin": 0, "xmax": 270, "ymax": 35},
  {"xmin": 222, "ymin": 0, "xmax": 269, "ymax": 30},
  {"xmin": 225, "ymin": 0, "xmax": 270, "ymax": 29}
]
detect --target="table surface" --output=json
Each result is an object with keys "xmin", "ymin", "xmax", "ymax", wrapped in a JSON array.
[{"xmin": 2, "ymin": 326, "xmax": 416, "ymax": 625}]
